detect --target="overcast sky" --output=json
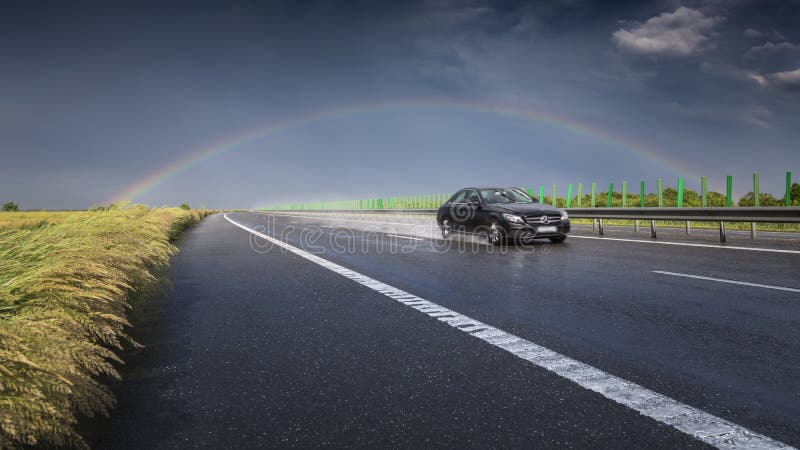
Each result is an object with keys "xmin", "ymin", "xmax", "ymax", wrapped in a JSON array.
[{"xmin": 1, "ymin": 0, "xmax": 798, "ymax": 209}]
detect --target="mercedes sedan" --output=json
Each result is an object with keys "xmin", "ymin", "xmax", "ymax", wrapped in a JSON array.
[{"xmin": 436, "ymin": 187, "xmax": 570, "ymax": 245}]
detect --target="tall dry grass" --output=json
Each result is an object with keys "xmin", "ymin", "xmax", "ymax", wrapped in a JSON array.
[
  {"xmin": 0, "ymin": 205, "xmax": 211, "ymax": 448},
  {"xmin": 0, "ymin": 211, "xmax": 82, "ymax": 230}
]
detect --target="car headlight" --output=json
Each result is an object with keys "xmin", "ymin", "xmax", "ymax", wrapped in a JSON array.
[
  {"xmin": 560, "ymin": 211, "xmax": 569, "ymax": 221},
  {"xmin": 502, "ymin": 213, "xmax": 525, "ymax": 224}
]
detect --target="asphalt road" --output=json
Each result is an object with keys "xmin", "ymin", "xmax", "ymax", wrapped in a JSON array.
[{"xmin": 90, "ymin": 212, "xmax": 800, "ymax": 449}]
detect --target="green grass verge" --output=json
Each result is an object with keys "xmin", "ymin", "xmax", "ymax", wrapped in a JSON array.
[{"xmin": 0, "ymin": 205, "xmax": 213, "ymax": 448}]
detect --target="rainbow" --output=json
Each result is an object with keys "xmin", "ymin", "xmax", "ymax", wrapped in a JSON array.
[{"xmin": 109, "ymin": 99, "xmax": 696, "ymax": 203}]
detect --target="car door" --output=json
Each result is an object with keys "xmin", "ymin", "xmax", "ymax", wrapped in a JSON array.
[
  {"xmin": 468, "ymin": 189, "xmax": 496, "ymax": 233},
  {"xmin": 462, "ymin": 189, "xmax": 483, "ymax": 232},
  {"xmin": 447, "ymin": 190, "xmax": 470, "ymax": 233}
]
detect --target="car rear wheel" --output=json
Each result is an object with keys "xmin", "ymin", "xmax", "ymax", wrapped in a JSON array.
[
  {"xmin": 488, "ymin": 221, "xmax": 506, "ymax": 246},
  {"xmin": 548, "ymin": 235, "xmax": 567, "ymax": 243},
  {"xmin": 440, "ymin": 219, "xmax": 451, "ymax": 239}
]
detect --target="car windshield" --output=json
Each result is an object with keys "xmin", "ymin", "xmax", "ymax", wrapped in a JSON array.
[{"xmin": 479, "ymin": 188, "xmax": 536, "ymax": 204}]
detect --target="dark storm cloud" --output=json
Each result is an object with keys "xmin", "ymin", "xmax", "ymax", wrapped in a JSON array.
[{"xmin": 1, "ymin": 0, "xmax": 798, "ymax": 209}]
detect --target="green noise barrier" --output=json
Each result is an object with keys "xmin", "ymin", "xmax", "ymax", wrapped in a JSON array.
[{"xmin": 261, "ymin": 172, "xmax": 799, "ymax": 211}]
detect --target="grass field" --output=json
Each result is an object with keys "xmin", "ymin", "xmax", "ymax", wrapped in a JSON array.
[{"xmin": 0, "ymin": 206, "xmax": 213, "ymax": 449}]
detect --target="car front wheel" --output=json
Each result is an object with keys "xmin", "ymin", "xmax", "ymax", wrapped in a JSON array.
[
  {"xmin": 440, "ymin": 219, "xmax": 451, "ymax": 239},
  {"xmin": 488, "ymin": 221, "xmax": 506, "ymax": 246}
]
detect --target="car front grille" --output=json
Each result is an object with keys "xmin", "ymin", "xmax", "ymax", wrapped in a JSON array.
[{"xmin": 524, "ymin": 214, "xmax": 561, "ymax": 225}]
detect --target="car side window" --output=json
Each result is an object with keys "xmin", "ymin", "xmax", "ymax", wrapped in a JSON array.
[
  {"xmin": 465, "ymin": 190, "xmax": 480, "ymax": 203},
  {"xmin": 450, "ymin": 190, "xmax": 468, "ymax": 203}
]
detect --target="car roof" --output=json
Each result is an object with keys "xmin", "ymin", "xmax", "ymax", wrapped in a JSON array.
[{"xmin": 461, "ymin": 186, "xmax": 521, "ymax": 190}]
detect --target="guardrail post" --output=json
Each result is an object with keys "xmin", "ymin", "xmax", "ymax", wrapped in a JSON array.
[
  {"xmin": 726, "ymin": 175, "xmax": 733, "ymax": 207},
  {"xmin": 607, "ymin": 183, "xmax": 613, "ymax": 207},
  {"xmin": 650, "ymin": 220, "xmax": 657, "ymax": 238},
  {"xmin": 566, "ymin": 184, "xmax": 573, "ymax": 208},
  {"xmin": 787, "ymin": 171, "xmax": 793, "ymax": 206},
  {"xmin": 657, "ymin": 178, "xmax": 663, "ymax": 207},
  {"xmin": 720, "ymin": 221, "xmax": 727, "ymax": 242},
  {"xmin": 701, "ymin": 176, "xmax": 707, "ymax": 207},
  {"xmin": 622, "ymin": 180, "xmax": 627, "ymax": 207},
  {"xmin": 577, "ymin": 183, "xmax": 583, "ymax": 207},
  {"xmin": 677, "ymin": 177, "xmax": 688, "ymax": 233},
  {"xmin": 598, "ymin": 218, "xmax": 604, "ymax": 235}
]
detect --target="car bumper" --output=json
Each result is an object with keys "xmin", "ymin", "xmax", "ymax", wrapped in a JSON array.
[{"xmin": 506, "ymin": 220, "xmax": 570, "ymax": 240}]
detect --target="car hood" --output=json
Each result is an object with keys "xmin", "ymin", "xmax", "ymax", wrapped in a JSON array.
[{"xmin": 487, "ymin": 203, "xmax": 563, "ymax": 215}]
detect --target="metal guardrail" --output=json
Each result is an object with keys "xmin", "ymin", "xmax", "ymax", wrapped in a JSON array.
[
  {"xmin": 566, "ymin": 207, "xmax": 800, "ymax": 241},
  {"xmin": 566, "ymin": 207, "xmax": 800, "ymax": 222},
  {"xmin": 264, "ymin": 207, "xmax": 800, "ymax": 242}
]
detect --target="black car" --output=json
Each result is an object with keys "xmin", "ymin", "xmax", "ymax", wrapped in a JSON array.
[{"xmin": 436, "ymin": 187, "xmax": 570, "ymax": 245}]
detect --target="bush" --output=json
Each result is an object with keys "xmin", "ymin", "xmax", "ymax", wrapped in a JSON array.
[
  {"xmin": 179, "ymin": 203, "xmax": 191, "ymax": 210},
  {"xmin": 779, "ymin": 183, "xmax": 800, "ymax": 206},
  {"xmin": 3, "ymin": 201, "xmax": 19, "ymax": 212},
  {"xmin": 738, "ymin": 192, "xmax": 780, "ymax": 207}
]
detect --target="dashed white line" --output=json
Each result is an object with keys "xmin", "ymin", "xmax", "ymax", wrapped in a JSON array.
[
  {"xmin": 571, "ymin": 235, "xmax": 800, "ymax": 254},
  {"xmin": 385, "ymin": 234, "xmax": 427, "ymax": 241},
  {"xmin": 255, "ymin": 211, "xmax": 430, "ymax": 227},
  {"xmin": 224, "ymin": 214, "xmax": 792, "ymax": 450},
  {"xmin": 653, "ymin": 271, "xmax": 800, "ymax": 293}
]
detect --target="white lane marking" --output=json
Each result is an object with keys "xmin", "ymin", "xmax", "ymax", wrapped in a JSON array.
[
  {"xmin": 653, "ymin": 271, "xmax": 800, "ymax": 293},
  {"xmin": 385, "ymin": 234, "xmax": 427, "ymax": 241},
  {"xmin": 224, "ymin": 214, "xmax": 792, "ymax": 450},
  {"xmin": 571, "ymin": 235, "xmax": 800, "ymax": 254},
  {"xmin": 255, "ymin": 211, "xmax": 434, "ymax": 227}
]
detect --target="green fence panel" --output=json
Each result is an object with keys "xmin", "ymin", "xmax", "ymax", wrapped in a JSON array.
[
  {"xmin": 591, "ymin": 182, "xmax": 597, "ymax": 207},
  {"xmin": 701, "ymin": 176, "xmax": 707, "ymax": 207},
  {"xmin": 726, "ymin": 175, "xmax": 733, "ymax": 207},
  {"xmin": 787, "ymin": 172, "xmax": 793, "ymax": 207},
  {"xmin": 527, "ymin": 187, "xmax": 534, "ymax": 197},
  {"xmin": 677, "ymin": 177, "xmax": 684, "ymax": 208},
  {"xmin": 577, "ymin": 183, "xmax": 583, "ymax": 207},
  {"xmin": 566, "ymin": 184, "xmax": 573, "ymax": 208},
  {"xmin": 622, "ymin": 180, "xmax": 627, "ymax": 207},
  {"xmin": 552, "ymin": 184, "xmax": 557, "ymax": 207},
  {"xmin": 657, "ymin": 178, "xmax": 663, "ymax": 207},
  {"xmin": 753, "ymin": 172, "xmax": 760, "ymax": 207},
  {"xmin": 640, "ymin": 181, "xmax": 645, "ymax": 207},
  {"xmin": 606, "ymin": 183, "xmax": 613, "ymax": 207},
  {"xmin": 539, "ymin": 185, "xmax": 545, "ymax": 203}
]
